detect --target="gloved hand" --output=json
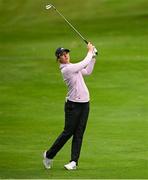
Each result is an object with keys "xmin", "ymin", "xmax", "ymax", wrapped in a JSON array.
[{"xmin": 93, "ymin": 47, "xmax": 98, "ymax": 58}]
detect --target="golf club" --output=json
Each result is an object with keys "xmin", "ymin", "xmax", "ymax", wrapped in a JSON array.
[{"xmin": 45, "ymin": 4, "xmax": 98, "ymax": 55}]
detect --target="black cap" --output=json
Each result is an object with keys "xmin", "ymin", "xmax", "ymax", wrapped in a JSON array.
[{"xmin": 55, "ymin": 47, "xmax": 70, "ymax": 58}]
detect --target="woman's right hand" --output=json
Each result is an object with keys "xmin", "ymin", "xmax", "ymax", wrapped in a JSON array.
[{"xmin": 87, "ymin": 42, "xmax": 95, "ymax": 53}]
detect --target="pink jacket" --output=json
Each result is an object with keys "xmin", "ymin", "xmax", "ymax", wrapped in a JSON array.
[{"xmin": 60, "ymin": 52, "xmax": 96, "ymax": 102}]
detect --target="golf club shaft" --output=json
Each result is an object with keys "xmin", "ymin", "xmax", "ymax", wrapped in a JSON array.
[
  {"xmin": 52, "ymin": 5, "xmax": 88, "ymax": 44},
  {"xmin": 46, "ymin": 4, "xmax": 98, "ymax": 55}
]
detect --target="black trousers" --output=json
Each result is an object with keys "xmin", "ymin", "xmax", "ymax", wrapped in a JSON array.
[{"xmin": 46, "ymin": 100, "xmax": 89, "ymax": 164}]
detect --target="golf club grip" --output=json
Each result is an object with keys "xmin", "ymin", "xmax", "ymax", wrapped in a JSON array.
[
  {"xmin": 84, "ymin": 40, "xmax": 98, "ymax": 56},
  {"xmin": 84, "ymin": 39, "xmax": 88, "ymax": 44},
  {"xmin": 94, "ymin": 47, "xmax": 98, "ymax": 55}
]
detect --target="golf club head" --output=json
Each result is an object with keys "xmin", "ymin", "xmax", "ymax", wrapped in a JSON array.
[{"xmin": 45, "ymin": 4, "xmax": 55, "ymax": 10}]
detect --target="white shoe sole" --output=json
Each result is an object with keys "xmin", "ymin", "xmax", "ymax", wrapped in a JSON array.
[
  {"xmin": 64, "ymin": 165, "xmax": 76, "ymax": 170},
  {"xmin": 43, "ymin": 151, "xmax": 52, "ymax": 169},
  {"xmin": 43, "ymin": 159, "xmax": 51, "ymax": 169}
]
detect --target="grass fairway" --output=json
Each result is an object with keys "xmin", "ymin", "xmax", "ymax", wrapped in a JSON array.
[{"xmin": 0, "ymin": 0, "xmax": 148, "ymax": 179}]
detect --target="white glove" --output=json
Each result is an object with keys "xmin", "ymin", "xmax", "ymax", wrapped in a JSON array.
[{"xmin": 93, "ymin": 47, "xmax": 98, "ymax": 58}]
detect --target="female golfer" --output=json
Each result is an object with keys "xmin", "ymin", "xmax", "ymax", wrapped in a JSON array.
[{"xmin": 43, "ymin": 42, "xmax": 96, "ymax": 170}]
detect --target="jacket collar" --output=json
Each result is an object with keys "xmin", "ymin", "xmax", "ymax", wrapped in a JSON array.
[{"xmin": 60, "ymin": 63, "xmax": 71, "ymax": 70}]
